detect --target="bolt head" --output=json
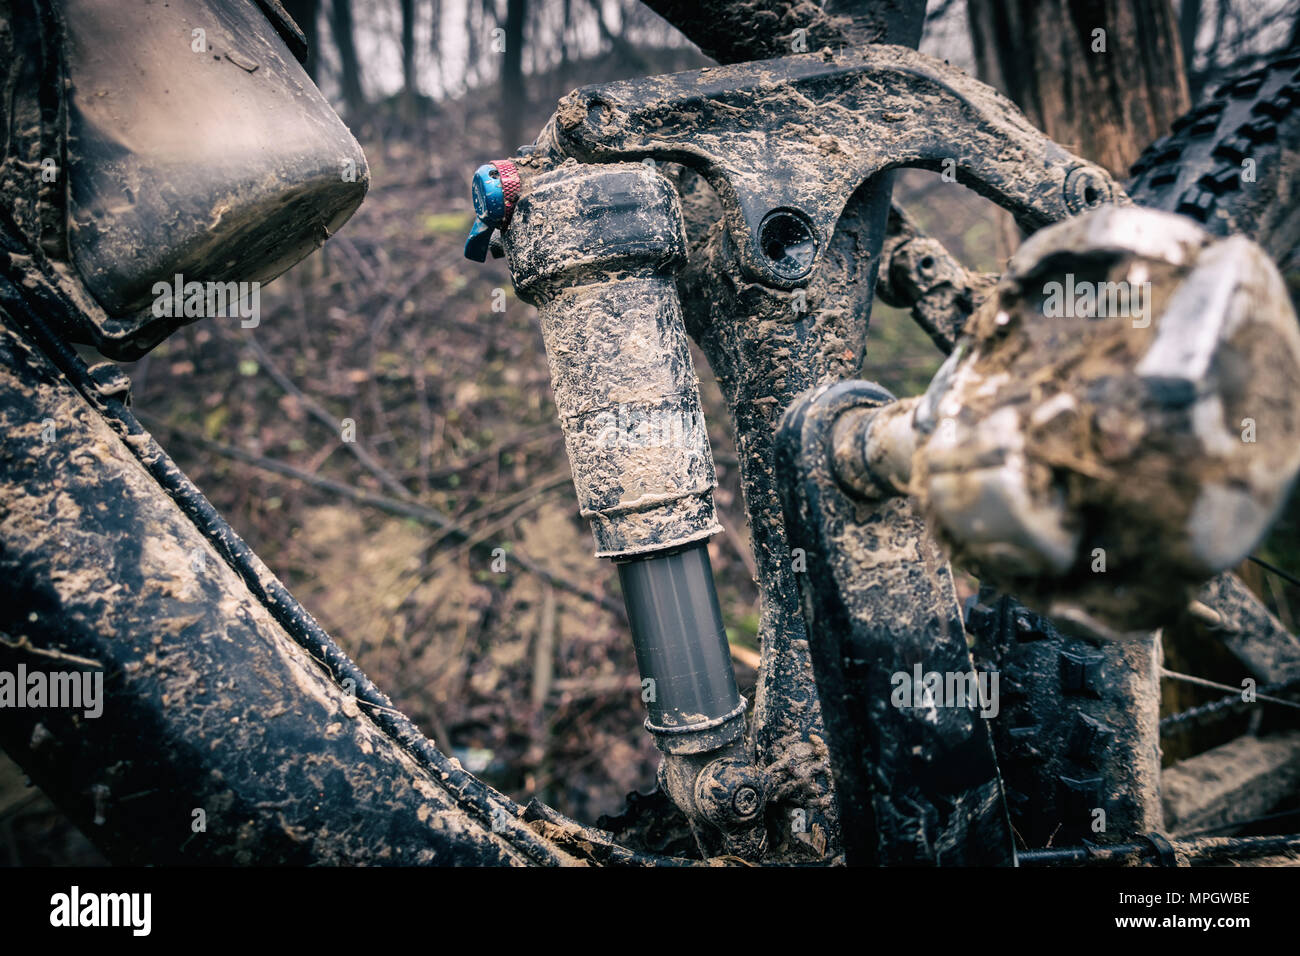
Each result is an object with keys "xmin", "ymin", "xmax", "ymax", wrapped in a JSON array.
[{"xmin": 732, "ymin": 786, "xmax": 760, "ymax": 817}]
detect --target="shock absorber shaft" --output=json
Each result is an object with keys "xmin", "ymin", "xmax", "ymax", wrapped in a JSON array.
[{"xmin": 617, "ymin": 542, "xmax": 744, "ymax": 752}]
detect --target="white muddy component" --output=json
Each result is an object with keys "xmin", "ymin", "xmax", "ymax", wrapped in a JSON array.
[{"xmin": 861, "ymin": 205, "xmax": 1300, "ymax": 634}]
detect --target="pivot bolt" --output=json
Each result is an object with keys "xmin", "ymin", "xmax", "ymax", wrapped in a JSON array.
[
  {"xmin": 694, "ymin": 757, "xmax": 769, "ymax": 827},
  {"xmin": 732, "ymin": 786, "xmax": 760, "ymax": 817}
]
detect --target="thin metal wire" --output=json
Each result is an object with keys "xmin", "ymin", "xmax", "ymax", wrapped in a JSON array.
[
  {"xmin": 1250, "ymin": 554, "xmax": 1300, "ymax": 590},
  {"xmin": 1161, "ymin": 668, "xmax": 1300, "ymax": 710},
  {"xmin": 1160, "ymin": 672, "xmax": 1300, "ymax": 731}
]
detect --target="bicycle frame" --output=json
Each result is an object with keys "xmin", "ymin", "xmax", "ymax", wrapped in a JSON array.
[{"xmin": 465, "ymin": 39, "xmax": 1155, "ymax": 863}]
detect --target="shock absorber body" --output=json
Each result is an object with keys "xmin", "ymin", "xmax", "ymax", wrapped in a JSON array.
[
  {"xmin": 507, "ymin": 159, "xmax": 746, "ymax": 752},
  {"xmin": 469, "ymin": 158, "xmax": 767, "ymax": 851}
]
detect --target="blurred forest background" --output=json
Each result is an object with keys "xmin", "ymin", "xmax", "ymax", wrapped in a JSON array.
[{"xmin": 7, "ymin": 0, "xmax": 1300, "ymax": 862}]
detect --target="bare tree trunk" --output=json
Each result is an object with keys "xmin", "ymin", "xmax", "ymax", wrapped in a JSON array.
[
  {"xmin": 401, "ymin": 0, "xmax": 418, "ymax": 120},
  {"xmin": 500, "ymin": 0, "xmax": 527, "ymax": 153},
  {"xmin": 330, "ymin": 0, "xmax": 366, "ymax": 120},
  {"xmin": 821, "ymin": 0, "xmax": 925, "ymax": 48},
  {"xmin": 561, "ymin": 0, "xmax": 572, "ymax": 70},
  {"xmin": 588, "ymin": 0, "xmax": 650, "ymax": 73},
  {"xmin": 428, "ymin": 0, "xmax": 442, "ymax": 92},
  {"xmin": 641, "ymin": 0, "xmax": 924, "ymax": 65},
  {"xmin": 1179, "ymin": 0, "xmax": 1204, "ymax": 97},
  {"xmin": 967, "ymin": 0, "xmax": 1190, "ymax": 178},
  {"xmin": 281, "ymin": 0, "xmax": 321, "ymax": 80},
  {"xmin": 463, "ymin": 0, "xmax": 478, "ymax": 94}
]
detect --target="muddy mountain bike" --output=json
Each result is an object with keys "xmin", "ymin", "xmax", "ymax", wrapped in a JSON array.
[{"xmin": 2, "ymin": 0, "xmax": 1299, "ymax": 866}]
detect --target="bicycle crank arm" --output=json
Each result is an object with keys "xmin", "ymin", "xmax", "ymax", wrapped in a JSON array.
[
  {"xmin": 831, "ymin": 205, "xmax": 1300, "ymax": 638},
  {"xmin": 466, "ymin": 158, "xmax": 769, "ymax": 857}
]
